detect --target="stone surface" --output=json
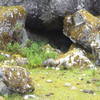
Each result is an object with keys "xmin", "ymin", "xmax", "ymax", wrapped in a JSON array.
[
  {"xmin": 0, "ymin": 0, "xmax": 99, "ymax": 33},
  {"xmin": 23, "ymin": 94, "xmax": 37, "ymax": 100},
  {"xmin": 43, "ymin": 48, "xmax": 94, "ymax": 69},
  {"xmin": 64, "ymin": 83, "xmax": 72, "ymax": 87},
  {"xmin": 81, "ymin": 89, "xmax": 94, "ymax": 94},
  {"xmin": 0, "ymin": 6, "xmax": 27, "ymax": 48},
  {"xmin": 0, "ymin": 79, "xmax": 11, "ymax": 95},
  {"xmin": 46, "ymin": 80, "xmax": 53, "ymax": 83},
  {"xmin": 64, "ymin": 9, "xmax": 100, "ymax": 65},
  {"xmin": 0, "ymin": 66, "xmax": 34, "ymax": 94}
]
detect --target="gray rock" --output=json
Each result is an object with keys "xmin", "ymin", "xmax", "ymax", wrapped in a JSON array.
[
  {"xmin": 81, "ymin": 89, "xmax": 94, "ymax": 94},
  {"xmin": 23, "ymin": 94, "xmax": 37, "ymax": 100},
  {"xmin": 0, "ymin": 0, "xmax": 99, "ymax": 33},
  {"xmin": 0, "ymin": 79, "xmax": 11, "ymax": 95},
  {"xmin": 1, "ymin": 66, "xmax": 34, "ymax": 94},
  {"xmin": 64, "ymin": 9, "xmax": 100, "ymax": 64},
  {"xmin": 0, "ymin": 69, "xmax": 3, "ymax": 78}
]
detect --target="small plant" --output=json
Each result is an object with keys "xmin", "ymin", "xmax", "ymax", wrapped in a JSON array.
[
  {"xmin": 5, "ymin": 42, "xmax": 20, "ymax": 54},
  {"xmin": 20, "ymin": 41, "xmax": 58, "ymax": 68},
  {"xmin": 0, "ymin": 54, "xmax": 6, "ymax": 61},
  {"xmin": 2, "ymin": 41, "xmax": 58, "ymax": 68}
]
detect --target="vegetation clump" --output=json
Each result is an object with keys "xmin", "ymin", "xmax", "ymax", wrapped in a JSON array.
[{"xmin": 1, "ymin": 41, "xmax": 58, "ymax": 68}]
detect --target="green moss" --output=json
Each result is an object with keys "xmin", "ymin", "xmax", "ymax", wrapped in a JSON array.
[
  {"xmin": 4, "ymin": 68, "xmax": 100, "ymax": 100},
  {"xmin": 0, "ymin": 6, "xmax": 26, "ymax": 46}
]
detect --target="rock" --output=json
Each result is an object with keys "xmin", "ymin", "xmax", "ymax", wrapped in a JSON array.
[
  {"xmin": 0, "ymin": 53, "xmax": 10, "ymax": 58},
  {"xmin": 64, "ymin": 9, "xmax": 100, "ymax": 64},
  {"xmin": 0, "ymin": 79, "xmax": 11, "ymax": 95},
  {"xmin": 23, "ymin": 94, "xmax": 37, "ymax": 100},
  {"xmin": 15, "ymin": 57, "xmax": 28, "ymax": 65},
  {"xmin": 46, "ymin": 80, "xmax": 53, "ymax": 83},
  {"xmin": 91, "ymin": 78, "xmax": 100, "ymax": 82},
  {"xmin": 81, "ymin": 89, "xmax": 94, "ymax": 94},
  {"xmin": 0, "ymin": 6, "xmax": 27, "ymax": 48},
  {"xmin": 1, "ymin": 66, "xmax": 34, "ymax": 94},
  {"xmin": 79, "ymin": 77, "xmax": 84, "ymax": 80},
  {"xmin": 45, "ymin": 93, "xmax": 54, "ymax": 96},
  {"xmin": 44, "ymin": 48, "xmax": 94, "ymax": 69},
  {"xmin": 64, "ymin": 83, "xmax": 72, "ymax": 87},
  {"xmin": 0, "ymin": 0, "xmax": 99, "ymax": 33},
  {"xmin": 0, "ymin": 69, "xmax": 3, "ymax": 78},
  {"xmin": 55, "ymin": 67, "xmax": 60, "ymax": 71},
  {"xmin": 43, "ymin": 58, "xmax": 59, "ymax": 67},
  {"xmin": 71, "ymin": 86, "xmax": 77, "ymax": 90}
]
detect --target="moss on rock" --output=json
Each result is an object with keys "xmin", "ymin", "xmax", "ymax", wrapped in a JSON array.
[
  {"xmin": 1, "ymin": 66, "xmax": 34, "ymax": 94},
  {"xmin": 64, "ymin": 9, "xmax": 100, "ymax": 64},
  {"xmin": 0, "ymin": 6, "xmax": 26, "ymax": 48}
]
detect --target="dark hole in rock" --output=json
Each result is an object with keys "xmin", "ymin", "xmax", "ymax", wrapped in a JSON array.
[{"xmin": 25, "ymin": 15, "xmax": 72, "ymax": 52}]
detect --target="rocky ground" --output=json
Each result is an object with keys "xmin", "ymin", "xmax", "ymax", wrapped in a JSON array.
[
  {"xmin": 1, "ymin": 67, "xmax": 100, "ymax": 100},
  {"xmin": 0, "ymin": 1, "xmax": 100, "ymax": 100}
]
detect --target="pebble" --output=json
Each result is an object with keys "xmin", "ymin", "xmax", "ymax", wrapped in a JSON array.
[
  {"xmin": 45, "ymin": 66, "xmax": 49, "ymax": 69},
  {"xmin": 80, "ymin": 89, "xmax": 94, "ymax": 94},
  {"xmin": 23, "ymin": 95, "xmax": 37, "ymax": 100},
  {"xmin": 64, "ymin": 83, "xmax": 72, "ymax": 87},
  {"xmin": 71, "ymin": 86, "xmax": 77, "ymax": 90},
  {"xmin": 55, "ymin": 67, "xmax": 60, "ymax": 71},
  {"xmin": 79, "ymin": 77, "xmax": 84, "ymax": 80},
  {"xmin": 46, "ymin": 80, "xmax": 53, "ymax": 83},
  {"xmin": 92, "ymin": 78, "xmax": 100, "ymax": 82},
  {"xmin": 4, "ymin": 54, "xmax": 10, "ymax": 58},
  {"xmin": 45, "ymin": 93, "xmax": 54, "ymax": 96}
]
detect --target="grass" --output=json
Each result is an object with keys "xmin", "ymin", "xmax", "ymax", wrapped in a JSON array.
[
  {"xmin": 0, "ymin": 54, "xmax": 7, "ymax": 61},
  {"xmin": 0, "ymin": 41, "xmax": 100, "ymax": 100},
  {"xmin": 4, "ymin": 67, "xmax": 100, "ymax": 100}
]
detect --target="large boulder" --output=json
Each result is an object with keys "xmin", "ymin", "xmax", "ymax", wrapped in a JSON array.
[
  {"xmin": 63, "ymin": 9, "xmax": 100, "ymax": 65},
  {"xmin": 0, "ymin": 0, "xmax": 99, "ymax": 32},
  {"xmin": 0, "ymin": 66, "xmax": 34, "ymax": 94},
  {"xmin": 0, "ymin": 6, "xmax": 27, "ymax": 48}
]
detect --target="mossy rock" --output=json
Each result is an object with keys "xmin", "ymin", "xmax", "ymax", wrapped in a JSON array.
[
  {"xmin": 1, "ymin": 66, "xmax": 34, "ymax": 94},
  {"xmin": 0, "ymin": 6, "xmax": 26, "ymax": 48},
  {"xmin": 43, "ymin": 47, "xmax": 94, "ymax": 69},
  {"xmin": 63, "ymin": 9, "xmax": 100, "ymax": 63}
]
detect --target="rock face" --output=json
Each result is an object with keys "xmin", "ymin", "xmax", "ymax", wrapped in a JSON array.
[
  {"xmin": 0, "ymin": 66, "xmax": 34, "ymax": 94},
  {"xmin": 0, "ymin": 6, "xmax": 27, "ymax": 48},
  {"xmin": 63, "ymin": 9, "xmax": 100, "ymax": 65},
  {"xmin": 43, "ymin": 48, "xmax": 94, "ymax": 69},
  {"xmin": 0, "ymin": 79, "xmax": 11, "ymax": 95},
  {"xmin": 0, "ymin": 0, "xmax": 99, "ymax": 32}
]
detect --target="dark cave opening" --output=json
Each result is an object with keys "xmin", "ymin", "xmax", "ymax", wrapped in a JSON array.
[{"xmin": 25, "ymin": 15, "xmax": 72, "ymax": 52}]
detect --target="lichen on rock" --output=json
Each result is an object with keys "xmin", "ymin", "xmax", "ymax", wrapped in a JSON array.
[
  {"xmin": 0, "ymin": 6, "xmax": 27, "ymax": 48},
  {"xmin": 63, "ymin": 9, "xmax": 100, "ymax": 65},
  {"xmin": 0, "ymin": 66, "xmax": 34, "ymax": 94},
  {"xmin": 43, "ymin": 48, "xmax": 94, "ymax": 69}
]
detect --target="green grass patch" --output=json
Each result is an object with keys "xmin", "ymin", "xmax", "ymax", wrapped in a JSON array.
[{"xmin": 4, "ymin": 68, "xmax": 100, "ymax": 100}]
